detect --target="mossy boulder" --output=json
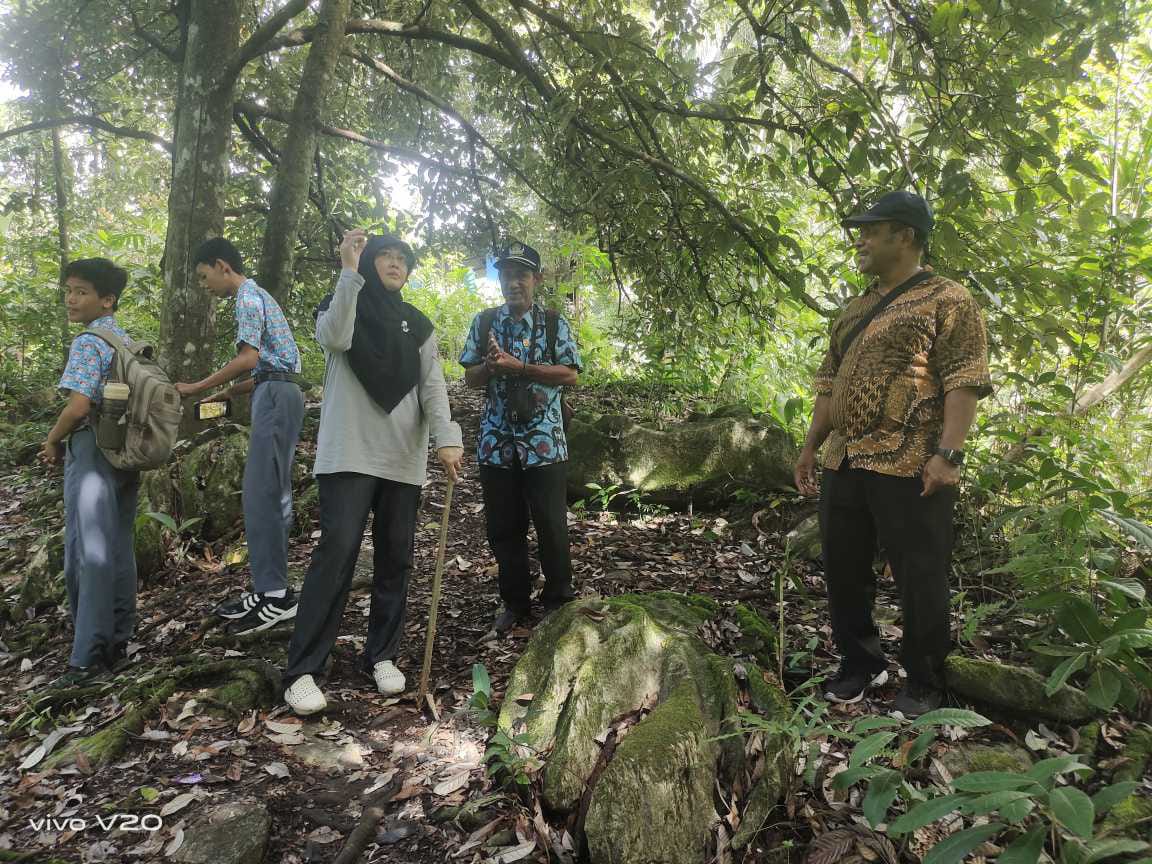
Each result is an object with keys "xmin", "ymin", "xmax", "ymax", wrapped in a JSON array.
[
  {"xmin": 566, "ymin": 413, "xmax": 797, "ymax": 505},
  {"xmin": 17, "ymin": 530, "xmax": 64, "ymax": 612},
  {"xmin": 946, "ymin": 655, "xmax": 1100, "ymax": 724},
  {"xmin": 786, "ymin": 514, "xmax": 822, "ymax": 561},
  {"xmin": 173, "ymin": 799, "xmax": 272, "ymax": 864},
  {"xmin": 133, "ymin": 471, "xmax": 172, "ymax": 580},
  {"xmin": 498, "ymin": 594, "xmax": 790, "ymax": 864},
  {"xmin": 175, "ymin": 428, "xmax": 250, "ymax": 540},
  {"xmin": 1101, "ymin": 794, "xmax": 1152, "ymax": 841},
  {"xmin": 938, "ymin": 742, "xmax": 1033, "ymax": 777},
  {"xmin": 1112, "ymin": 726, "xmax": 1152, "ymax": 783}
]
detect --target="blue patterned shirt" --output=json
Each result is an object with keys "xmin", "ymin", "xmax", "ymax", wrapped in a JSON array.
[
  {"xmin": 460, "ymin": 304, "xmax": 582, "ymax": 468},
  {"xmin": 58, "ymin": 315, "xmax": 126, "ymax": 404},
  {"xmin": 234, "ymin": 279, "xmax": 300, "ymax": 373}
]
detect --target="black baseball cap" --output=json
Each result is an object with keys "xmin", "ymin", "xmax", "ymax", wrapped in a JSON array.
[
  {"xmin": 494, "ymin": 241, "xmax": 541, "ymax": 272},
  {"xmin": 841, "ymin": 191, "xmax": 934, "ymax": 235}
]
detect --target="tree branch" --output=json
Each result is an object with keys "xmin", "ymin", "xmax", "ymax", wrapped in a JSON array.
[
  {"xmin": 263, "ymin": 18, "xmax": 515, "ymax": 69},
  {"xmin": 224, "ymin": 0, "xmax": 311, "ymax": 84},
  {"xmin": 232, "ymin": 99, "xmax": 496, "ymax": 184},
  {"xmin": 0, "ymin": 115, "xmax": 172, "ymax": 151},
  {"xmin": 347, "ymin": 50, "xmax": 574, "ymax": 217}
]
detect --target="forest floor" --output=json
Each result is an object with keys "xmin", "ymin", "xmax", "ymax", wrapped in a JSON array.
[{"xmin": 0, "ymin": 383, "xmax": 1146, "ymax": 864}]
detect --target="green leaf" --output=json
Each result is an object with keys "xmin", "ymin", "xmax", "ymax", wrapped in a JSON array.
[
  {"xmin": 1027, "ymin": 755, "xmax": 1091, "ymax": 784},
  {"xmin": 852, "ymin": 716, "xmax": 903, "ymax": 733},
  {"xmin": 906, "ymin": 729, "xmax": 937, "ymax": 765},
  {"xmin": 1056, "ymin": 597, "xmax": 1108, "ymax": 643},
  {"xmin": 1098, "ymin": 579, "xmax": 1146, "ymax": 603},
  {"xmin": 1050, "ymin": 786, "xmax": 1095, "ymax": 838},
  {"xmin": 471, "ymin": 663, "xmax": 491, "ymax": 699},
  {"xmin": 1084, "ymin": 666, "xmax": 1122, "ymax": 710},
  {"xmin": 960, "ymin": 790, "xmax": 1035, "ymax": 817},
  {"xmin": 1091, "ymin": 781, "xmax": 1139, "ymax": 812},
  {"xmin": 1046, "ymin": 653, "xmax": 1089, "ymax": 695},
  {"xmin": 832, "ymin": 765, "xmax": 881, "ymax": 790},
  {"xmin": 923, "ymin": 822, "xmax": 1005, "ymax": 864},
  {"xmin": 888, "ymin": 793, "xmax": 967, "ymax": 835},
  {"xmin": 910, "ymin": 708, "xmax": 992, "ymax": 729},
  {"xmin": 999, "ymin": 825, "xmax": 1047, "ymax": 864},
  {"xmin": 145, "ymin": 510, "xmax": 178, "ymax": 533},
  {"xmin": 138, "ymin": 786, "xmax": 160, "ymax": 802},
  {"xmin": 1084, "ymin": 838, "xmax": 1149, "ymax": 864},
  {"xmin": 952, "ymin": 772, "xmax": 1039, "ymax": 793},
  {"xmin": 862, "ymin": 769, "xmax": 903, "ymax": 827},
  {"xmin": 1001, "ymin": 797, "xmax": 1037, "ymax": 823},
  {"xmin": 849, "ymin": 731, "xmax": 897, "ymax": 768}
]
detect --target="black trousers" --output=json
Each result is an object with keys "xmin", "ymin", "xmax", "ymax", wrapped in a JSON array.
[
  {"xmin": 479, "ymin": 460, "xmax": 574, "ymax": 614},
  {"xmin": 285, "ymin": 472, "xmax": 421, "ymax": 683},
  {"xmin": 819, "ymin": 463, "xmax": 956, "ymax": 690}
]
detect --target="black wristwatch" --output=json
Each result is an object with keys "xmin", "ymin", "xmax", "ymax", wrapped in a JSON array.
[{"xmin": 935, "ymin": 447, "xmax": 965, "ymax": 466}]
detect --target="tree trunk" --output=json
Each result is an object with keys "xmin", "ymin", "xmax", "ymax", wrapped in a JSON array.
[
  {"xmin": 159, "ymin": 0, "xmax": 241, "ymax": 385},
  {"xmin": 50, "ymin": 122, "xmax": 70, "ymax": 368},
  {"xmin": 256, "ymin": 0, "xmax": 351, "ymax": 305}
]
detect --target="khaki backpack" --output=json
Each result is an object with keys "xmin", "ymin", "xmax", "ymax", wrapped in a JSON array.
[{"xmin": 84, "ymin": 328, "xmax": 183, "ymax": 471}]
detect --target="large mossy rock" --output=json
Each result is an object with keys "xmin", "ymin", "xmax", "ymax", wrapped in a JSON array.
[
  {"xmin": 173, "ymin": 799, "xmax": 271, "ymax": 864},
  {"xmin": 175, "ymin": 428, "xmax": 251, "ymax": 540},
  {"xmin": 566, "ymin": 412, "xmax": 797, "ymax": 504},
  {"xmin": 946, "ymin": 656, "xmax": 1100, "ymax": 724},
  {"xmin": 498, "ymin": 594, "xmax": 790, "ymax": 864}
]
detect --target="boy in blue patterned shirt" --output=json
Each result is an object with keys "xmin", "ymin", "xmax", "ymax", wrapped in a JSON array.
[
  {"xmin": 175, "ymin": 238, "xmax": 305, "ymax": 635},
  {"xmin": 41, "ymin": 258, "xmax": 138, "ymax": 685}
]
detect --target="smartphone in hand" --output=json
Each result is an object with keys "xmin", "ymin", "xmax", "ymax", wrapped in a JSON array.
[{"xmin": 194, "ymin": 400, "xmax": 232, "ymax": 422}]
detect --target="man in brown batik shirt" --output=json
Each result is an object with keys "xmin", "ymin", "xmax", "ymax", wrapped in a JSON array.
[{"xmin": 794, "ymin": 190, "xmax": 992, "ymax": 717}]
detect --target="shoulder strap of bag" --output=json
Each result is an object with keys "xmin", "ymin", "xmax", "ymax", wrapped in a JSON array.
[
  {"xmin": 835, "ymin": 270, "xmax": 935, "ymax": 360},
  {"xmin": 545, "ymin": 309, "xmax": 560, "ymax": 364},
  {"xmin": 477, "ymin": 306, "xmax": 500, "ymax": 353}
]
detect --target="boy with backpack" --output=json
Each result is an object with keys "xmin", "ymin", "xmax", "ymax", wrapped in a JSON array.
[
  {"xmin": 460, "ymin": 242, "xmax": 582, "ymax": 635},
  {"xmin": 174, "ymin": 238, "xmax": 305, "ymax": 635},
  {"xmin": 41, "ymin": 258, "xmax": 142, "ymax": 684}
]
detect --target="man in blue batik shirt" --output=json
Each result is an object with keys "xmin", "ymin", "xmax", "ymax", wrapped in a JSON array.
[
  {"xmin": 41, "ymin": 258, "xmax": 138, "ymax": 685},
  {"xmin": 461, "ymin": 242, "xmax": 582, "ymax": 634},
  {"xmin": 175, "ymin": 238, "xmax": 305, "ymax": 636}
]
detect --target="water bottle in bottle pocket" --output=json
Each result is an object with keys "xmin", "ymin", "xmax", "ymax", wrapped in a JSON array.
[{"xmin": 96, "ymin": 382, "xmax": 131, "ymax": 450}]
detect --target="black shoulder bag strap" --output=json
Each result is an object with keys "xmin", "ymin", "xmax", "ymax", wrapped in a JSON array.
[
  {"xmin": 835, "ymin": 270, "xmax": 935, "ymax": 360},
  {"xmin": 477, "ymin": 306, "xmax": 500, "ymax": 353}
]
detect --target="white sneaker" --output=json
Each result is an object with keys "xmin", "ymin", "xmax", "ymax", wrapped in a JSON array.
[
  {"xmin": 285, "ymin": 674, "xmax": 326, "ymax": 716},
  {"xmin": 372, "ymin": 660, "xmax": 406, "ymax": 695}
]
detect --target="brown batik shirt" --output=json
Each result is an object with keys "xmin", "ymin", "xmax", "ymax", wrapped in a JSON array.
[{"xmin": 813, "ymin": 273, "xmax": 993, "ymax": 478}]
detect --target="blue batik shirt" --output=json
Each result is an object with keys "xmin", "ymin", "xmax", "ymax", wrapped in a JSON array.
[
  {"xmin": 460, "ymin": 303, "xmax": 582, "ymax": 468},
  {"xmin": 234, "ymin": 279, "xmax": 300, "ymax": 373},
  {"xmin": 58, "ymin": 314, "xmax": 126, "ymax": 404}
]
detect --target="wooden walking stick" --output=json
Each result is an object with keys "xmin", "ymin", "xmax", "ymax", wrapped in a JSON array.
[{"xmin": 417, "ymin": 479, "xmax": 454, "ymax": 713}]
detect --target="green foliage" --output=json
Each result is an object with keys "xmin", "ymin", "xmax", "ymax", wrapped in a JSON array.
[{"xmin": 467, "ymin": 662, "xmax": 540, "ymax": 787}]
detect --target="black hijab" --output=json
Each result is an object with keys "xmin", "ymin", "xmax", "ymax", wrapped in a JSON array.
[{"xmin": 316, "ymin": 235, "xmax": 434, "ymax": 413}]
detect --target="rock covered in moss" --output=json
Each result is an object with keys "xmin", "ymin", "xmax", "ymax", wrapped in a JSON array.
[
  {"xmin": 946, "ymin": 656, "xmax": 1099, "ymax": 724},
  {"xmin": 938, "ymin": 742, "xmax": 1033, "ymax": 777},
  {"xmin": 498, "ymin": 593, "xmax": 790, "ymax": 864},
  {"xmin": 173, "ymin": 799, "xmax": 271, "ymax": 864},
  {"xmin": 566, "ymin": 413, "xmax": 797, "ymax": 504},
  {"xmin": 176, "ymin": 428, "xmax": 250, "ymax": 539},
  {"xmin": 17, "ymin": 530, "xmax": 64, "ymax": 611}
]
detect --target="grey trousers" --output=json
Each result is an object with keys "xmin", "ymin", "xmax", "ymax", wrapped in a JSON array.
[
  {"xmin": 284, "ymin": 472, "xmax": 421, "ymax": 684},
  {"xmin": 64, "ymin": 428, "xmax": 140, "ymax": 668},
  {"xmin": 243, "ymin": 379, "xmax": 305, "ymax": 594}
]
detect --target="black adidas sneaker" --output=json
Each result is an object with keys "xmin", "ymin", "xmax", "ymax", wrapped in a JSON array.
[{"xmin": 228, "ymin": 591, "xmax": 298, "ymax": 635}]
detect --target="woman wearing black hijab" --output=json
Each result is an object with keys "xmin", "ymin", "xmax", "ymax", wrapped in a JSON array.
[{"xmin": 284, "ymin": 230, "xmax": 463, "ymax": 716}]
